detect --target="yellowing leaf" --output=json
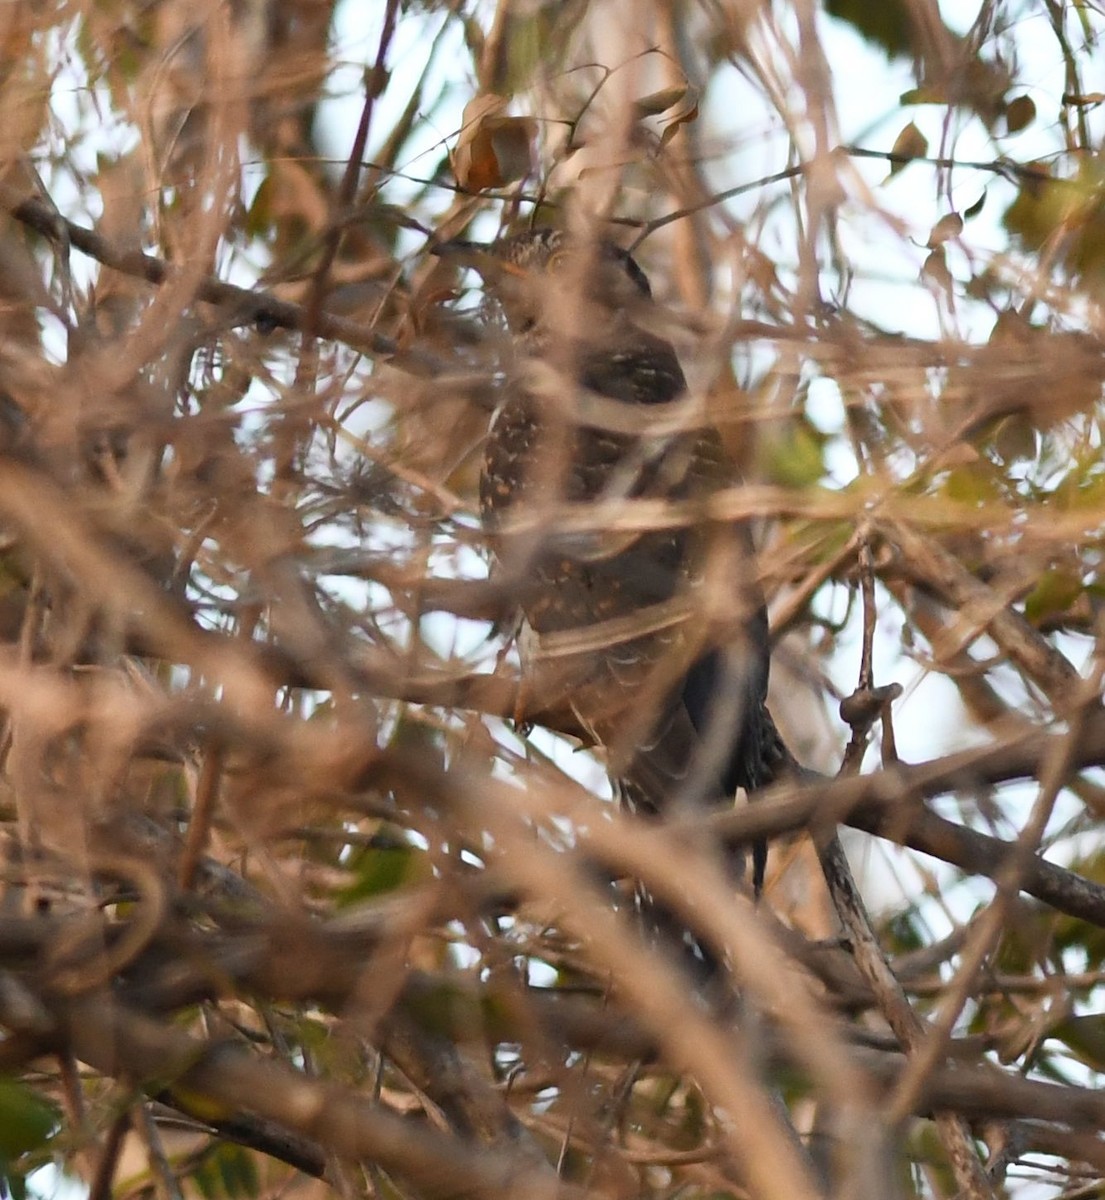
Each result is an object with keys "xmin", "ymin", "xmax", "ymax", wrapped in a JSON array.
[
  {"xmin": 1025, "ymin": 569, "xmax": 1083, "ymax": 625},
  {"xmin": 900, "ymin": 84, "xmax": 948, "ymax": 106},
  {"xmin": 944, "ymin": 463, "xmax": 996, "ymax": 505},
  {"xmin": 763, "ymin": 418, "xmax": 826, "ymax": 488},
  {"xmin": 1003, "ymin": 159, "xmax": 1105, "ymax": 280}
]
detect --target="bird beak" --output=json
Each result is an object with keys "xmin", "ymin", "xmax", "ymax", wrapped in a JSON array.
[
  {"xmin": 430, "ymin": 239, "xmax": 526, "ymax": 279},
  {"xmin": 429, "ymin": 238, "xmax": 483, "ymax": 260}
]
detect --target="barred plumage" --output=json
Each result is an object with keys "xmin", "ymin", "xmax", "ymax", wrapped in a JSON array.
[{"xmin": 443, "ymin": 228, "xmax": 772, "ymax": 965}]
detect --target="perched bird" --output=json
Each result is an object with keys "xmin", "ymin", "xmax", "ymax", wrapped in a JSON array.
[{"xmin": 440, "ymin": 228, "xmax": 772, "ymax": 914}]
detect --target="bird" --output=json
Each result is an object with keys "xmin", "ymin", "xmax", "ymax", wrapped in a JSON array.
[{"xmin": 438, "ymin": 227, "xmax": 773, "ymax": 964}]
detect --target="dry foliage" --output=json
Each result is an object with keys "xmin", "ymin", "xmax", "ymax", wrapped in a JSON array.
[{"xmin": 1, "ymin": 2, "xmax": 1105, "ymax": 1199}]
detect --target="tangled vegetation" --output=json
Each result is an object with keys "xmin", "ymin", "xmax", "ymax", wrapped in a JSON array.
[{"xmin": 1, "ymin": 3, "xmax": 1105, "ymax": 1198}]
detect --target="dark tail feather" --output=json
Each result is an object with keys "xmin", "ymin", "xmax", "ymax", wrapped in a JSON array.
[
  {"xmin": 752, "ymin": 838, "xmax": 767, "ymax": 897},
  {"xmin": 615, "ymin": 696, "xmax": 809, "ymax": 989}
]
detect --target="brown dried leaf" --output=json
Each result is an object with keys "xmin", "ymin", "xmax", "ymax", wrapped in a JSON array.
[
  {"xmin": 921, "ymin": 245, "xmax": 953, "ymax": 297},
  {"xmin": 1004, "ymin": 94, "xmax": 1036, "ymax": 134},
  {"xmin": 1063, "ymin": 92, "xmax": 1105, "ymax": 107},
  {"xmin": 453, "ymin": 95, "xmax": 535, "ymax": 190},
  {"xmin": 487, "ymin": 120, "xmax": 537, "ymax": 186},
  {"xmin": 634, "ymin": 85, "xmax": 689, "ymax": 117},
  {"xmin": 744, "ymin": 245, "xmax": 780, "ymax": 295},
  {"xmin": 659, "ymin": 90, "xmax": 700, "ymax": 148},
  {"xmin": 453, "ymin": 95, "xmax": 508, "ymax": 189},
  {"xmin": 888, "ymin": 121, "xmax": 927, "ymax": 177},
  {"xmin": 927, "ymin": 212, "xmax": 964, "ymax": 248}
]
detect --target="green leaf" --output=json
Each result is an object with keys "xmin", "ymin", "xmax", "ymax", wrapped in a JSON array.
[
  {"xmin": 192, "ymin": 1144, "xmax": 259, "ymax": 1200},
  {"xmin": 491, "ymin": 1, "xmax": 588, "ymax": 92},
  {"xmin": 1024, "ymin": 568, "xmax": 1083, "ymax": 625},
  {"xmin": 404, "ymin": 978, "xmax": 481, "ymax": 1038},
  {"xmin": 963, "ymin": 191, "xmax": 986, "ymax": 220},
  {"xmin": 825, "ymin": 0, "xmax": 915, "ymax": 58},
  {"xmin": 763, "ymin": 417, "xmax": 827, "ymax": 488},
  {"xmin": 943, "ymin": 461, "xmax": 996, "ymax": 507},
  {"xmin": 882, "ymin": 909, "xmax": 925, "ymax": 954},
  {"xmin": 0, "ymin": 1080, "xmax": 59, "ymax": 1160},
  {"xmin": 1051, "ymin": 1015, "xmax": 1105, "ymax": 1070},
  {"xmin": 337, "ymin": 838, "xmax": 421, "ymax": 904},
  {"xmin": 244, "ymin": 173, "xmax": 274, "ymax": 240},
  {"xmin": 1003, "ymin": 159, "xmax": 1105, "ymax": 281}
]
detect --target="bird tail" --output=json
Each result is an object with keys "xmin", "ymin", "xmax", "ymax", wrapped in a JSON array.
[{"xmin": 614, "ymin": 699, "xmax": 805, "ymax": 990}]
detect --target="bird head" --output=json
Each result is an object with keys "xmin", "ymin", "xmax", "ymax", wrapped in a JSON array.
[{"xmin": 433, "ymin": 228, "xmax": 653, "ymax": 342}]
